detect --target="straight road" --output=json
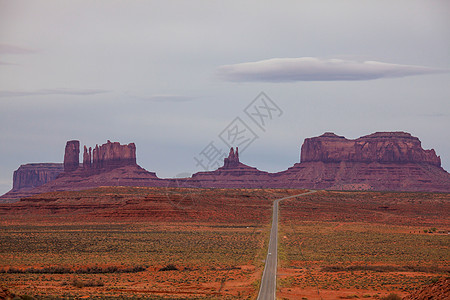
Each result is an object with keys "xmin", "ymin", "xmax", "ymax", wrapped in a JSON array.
[{"xmin": 257, "ymin": 190, "xmax": 317, "ymax": 300}]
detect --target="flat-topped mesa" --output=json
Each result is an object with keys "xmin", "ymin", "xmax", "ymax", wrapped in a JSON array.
[
  {"xmin": 223, "ymin": 147, "xmax": 240, "ymax": 168},
  {"xmin": 300, "ymin": 131, "xmax": 441, "ymax": 166},
  {"xmin": 63, "ymin": 140, "xmax": 80, "ymax": 172},
  {"xmin": 12, "ymin": 163, "xmax": 64, "ymax": 190},
  {"xmin": 84, "ymin": 140, "xmax": 137, "ymax": 171}
]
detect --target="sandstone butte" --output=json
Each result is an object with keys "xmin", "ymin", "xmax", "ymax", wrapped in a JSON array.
[{"xmin": 1, "ymin": 132, "xmax": 449, "ymax": 200}]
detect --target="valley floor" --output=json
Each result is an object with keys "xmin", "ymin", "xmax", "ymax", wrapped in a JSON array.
[{"xmin": 0, "ymin": 188, "xmax": 448, "ymax": 299}]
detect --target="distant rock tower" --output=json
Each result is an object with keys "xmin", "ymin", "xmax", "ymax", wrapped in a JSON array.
[
  {"xmin": 63, "ymin": 140, "xmax": 80, "ymax": 172},
  {"xmin": 83, "ymin": 140, "xmax": 137, "ymax": 171},
  {"xmin": 83, "ymin": 146, "xmax": 92, "ymax": 169},
  {"xmin": 223, "ymin": 147, "xmax": 240, "ymax": 168}
]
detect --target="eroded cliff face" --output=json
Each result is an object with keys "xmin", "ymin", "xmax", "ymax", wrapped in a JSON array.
[
  {"xmin": 0, "ymin": 163, "xmax": 64, "ymax": 200},
  {"xmin": 192, "ymin": 147, "xmax": 272, "ymax": 188},
  {"xmin": 63, "ymin": 140, "xmax": 80, "ymax": 172},
  {"xmin": 1, "ymin": 140, "xmax": 150, "ymax": 200},
  {"xmin": 12, "ymin": 163, "xmax": 64, "ymax": 190},
  {"xmin": 300, "ymin": 132, "xmax": 441, "ymax": 166},
  {"xmin": 83, "ymin": 140, "xmax": 137, "ymax": 172},
  {"xmin": 1, "ymin": 132, "xmax": 449, "ymax": 201},
  {"xmin": 273, "ymin": 132, "xmax": 449, "ymax": 192},
  {"xmin": 40, "ymin": 140, "xmax": 155, "ymax": 192},
  {"xmin": 62, "ymin": 140, "xmax": 137, "ymax": 175},
  {"xmin": 223, "ymin": 147, "xmax": 240, "ymax": 168}
]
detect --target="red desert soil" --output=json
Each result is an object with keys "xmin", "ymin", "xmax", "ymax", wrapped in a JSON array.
[
  {"xmin": 277, "ymin": 190, "xmax": 450, "ymax": 300},
  {"xmin": 403, "ymin": 277, "xmax": 449, "ymax": 300},
  {"xmin": 0, "ymin": 187, "xmax": 302, "ymax": 299},
  {"xmin": 0, "ymin": 188, "xmax": 449, "ymax": 299}
]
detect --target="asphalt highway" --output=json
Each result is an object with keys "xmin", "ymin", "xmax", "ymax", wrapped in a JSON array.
[{"xmin": 257, "ymin": 190, "xmax": 317, "ymax": 300}]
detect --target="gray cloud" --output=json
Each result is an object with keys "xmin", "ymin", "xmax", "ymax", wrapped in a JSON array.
[
  {"xmin": 0, "ymin": 61, "xmax": 16, "ymax": 65},
  {"xmin": 0, "ymin": 44, "xmax": 37, "ymax": 54},
  {"xmin": 0, "ymin": 88, "xmax": 108, "ymax": 98},
  {"xmin": 419, "ymin": 113, "xmax": 448, "ymax": 118},
  {"xmin": 133, "ymin": 94, "xmax": 196, "ymax": 102},
  {"xmin": 217, "ymin": 57, "xmax": 448, "ymax": 82}
]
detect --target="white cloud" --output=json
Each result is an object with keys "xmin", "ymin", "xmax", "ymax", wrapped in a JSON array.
[
  {"xmin": 132, "ymin": 94, "xmax": 196, "ymax": 102},
  {"xmin": 0, "ymin": 88, "xmax": 108, "ymax": 98},
  {"xmin": 217, "ymin": 57, "xmax": 448, "ymax": 82}
]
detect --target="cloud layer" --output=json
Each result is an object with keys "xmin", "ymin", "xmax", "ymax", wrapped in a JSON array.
[
  {"xmin": 0, "ymin": 44, "xmax": 37, "ymax": 55},
  {"xmin": 217, "ymin": 57, "xmax": 448, "ymax": 82},
  {"xmin": 131, "ymin": 94, "xmax": 196, "ymax": 102},
  {"xmin": 0, "ymin": 88, "xmax": 108, "ymax": 98}
]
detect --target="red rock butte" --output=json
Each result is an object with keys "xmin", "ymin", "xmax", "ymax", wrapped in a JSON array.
[
  {"xmin": 192, "ymin": 147, "xmax": 271, "ymax": 188},
  {"xmin": 300, "ymin": 132, "xmax": 440, "ymax": 166},
  {"xmin": 1, "ymin": 131, "xmax": 449, "ymax": 200},
  {"xmin": 82, "ymin": 140, "xmax": 137, "ymax": 172},
  {"xmin": 271, "ymin": 132, "xmax": 449, "ymax": 191},
  {"xmin": 63, "ymin": 140, "xmax": 79, "ymax": 172}
]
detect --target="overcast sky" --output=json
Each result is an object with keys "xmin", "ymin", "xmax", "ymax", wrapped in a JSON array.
[{"xmin": 1, "ymin": 0, "xmax": 449, "ymax": 195}]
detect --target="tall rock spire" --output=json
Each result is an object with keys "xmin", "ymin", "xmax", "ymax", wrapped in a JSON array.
[
  {"xmin": 223, "ymin": 147, "xmax": 240, "ymax": 168},
  {"xmin": 63, "ymin": 140, "xmax": 80, "ymax": 172}
]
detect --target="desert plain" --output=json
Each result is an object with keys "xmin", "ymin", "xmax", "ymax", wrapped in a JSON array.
[{"xmin": 0, "ymin": 187, "xmax": 448, "ymax": 299}]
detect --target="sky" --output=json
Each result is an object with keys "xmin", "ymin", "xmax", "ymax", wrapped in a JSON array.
[{"xmin": 0, "ymin": 0, "xmax": 449, "ymax": 195}]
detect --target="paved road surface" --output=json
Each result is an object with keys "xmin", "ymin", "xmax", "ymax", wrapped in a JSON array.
[{"xmin": 257, "ymin": 190, "xmax": 317, "ymax": 300}]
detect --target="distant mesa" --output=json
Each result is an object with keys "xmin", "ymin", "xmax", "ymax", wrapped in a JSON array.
[
  {"xmin": 37, "ymin": 140, "xmax": 159, "ymax": 193},
  {"xmin": 82, "ymin": 140, "xmax": 137, "ymax": 173},
  {"xmin": 1, "ymin": 131, "xmax": 449, "ymax": 201},
  {"xmin": 0, "ymin": 140, "xmax": 158, "ymax": 201},
  {"xmin": 273, "ymin": 131, "xmax": 448, "ymax": 191},
  {"xmin": 300, "ymin": 131, "xmax": 441, "ymax": 166},
  {"xmin": 0, "ymin": 163, "xmax": 64, "ymax": 200},
  {"xmin": 191, "ymin": 147, "xmax": 271, "ymax": 188},
  {"xmin": 64, "ymin": 140, "xmax": 137, "ymax": 174},
  {"xmin": 13, "ymin": 163, "xmax": 64, "ymax": 190}
]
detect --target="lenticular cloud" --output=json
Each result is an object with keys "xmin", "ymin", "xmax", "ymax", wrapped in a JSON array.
[{"xmin": 217, "ymin": 57, "xmax": 447, "ymax": 82}]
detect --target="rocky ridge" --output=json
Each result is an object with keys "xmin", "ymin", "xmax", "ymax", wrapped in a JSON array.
[
  {"xmin": 1, "ymin": 131, "xmax": 449, "ymax": 200},
  {"xmin": 301, "ymin": 132, "xmax": 441, "ymax": 166},
  {"xmin": 82, "ymin": 140, "xmax": 137, "ymax": 172},
  {"xmin": 271, "ymin": 131, "xmax": 449, "ymax": 191},
  {"xmin": 0, "ymin": 163, "xmax": 64, "ymax": 200},
  {"xmin": 27, "ymin": 140, "xmax": 160, "ymax": 195},
  {"xmin": 192, "ymin": 147, "xmax": 272, "ymax": 188}
]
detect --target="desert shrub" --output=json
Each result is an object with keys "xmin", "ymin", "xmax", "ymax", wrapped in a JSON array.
[
  {"xmin": 381, "ymin": 293, "xmax": 401, "ymax": 300},
  {"xmin": 127, "ymin": 265, "xmax": 147, "ymax": 273},
  {"xmin": 14, "ymin": 295, "xmax": 35, "ymax": 300},
  {"xmin": 221, "ymin": 266, "xmax": 241, "ymax": 271},
  {"xmin": 322, "ymin": 265, "xmax": 448, "ymax": 274},
  {"xmin": 72, "ymin": 278, "xmax": 85, "ymax": 288},
  {"xmin": 22, "ymin": 296, "xmax": 34, "ymax": 300},
  {"xmin": 85, "ymin": 279, "xmax": 104, "ymax": 287},
  {"xmin": 75, "ymin": 265, "xmax": 146, "ymax": 274},
  {"xmin": 71, "ymin": 278, "xmax": 104, "ymax": 288},
  {"xmin": 159, "ymin": 264, "xmax": 178, "ymax": 271},
  {"xmin": 430, "ymin": 276, "xmax": 440, "ymax": 284},
  {"xmin": 1, "ymin": 265, "xmax": 146, "ymax": 274}
]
